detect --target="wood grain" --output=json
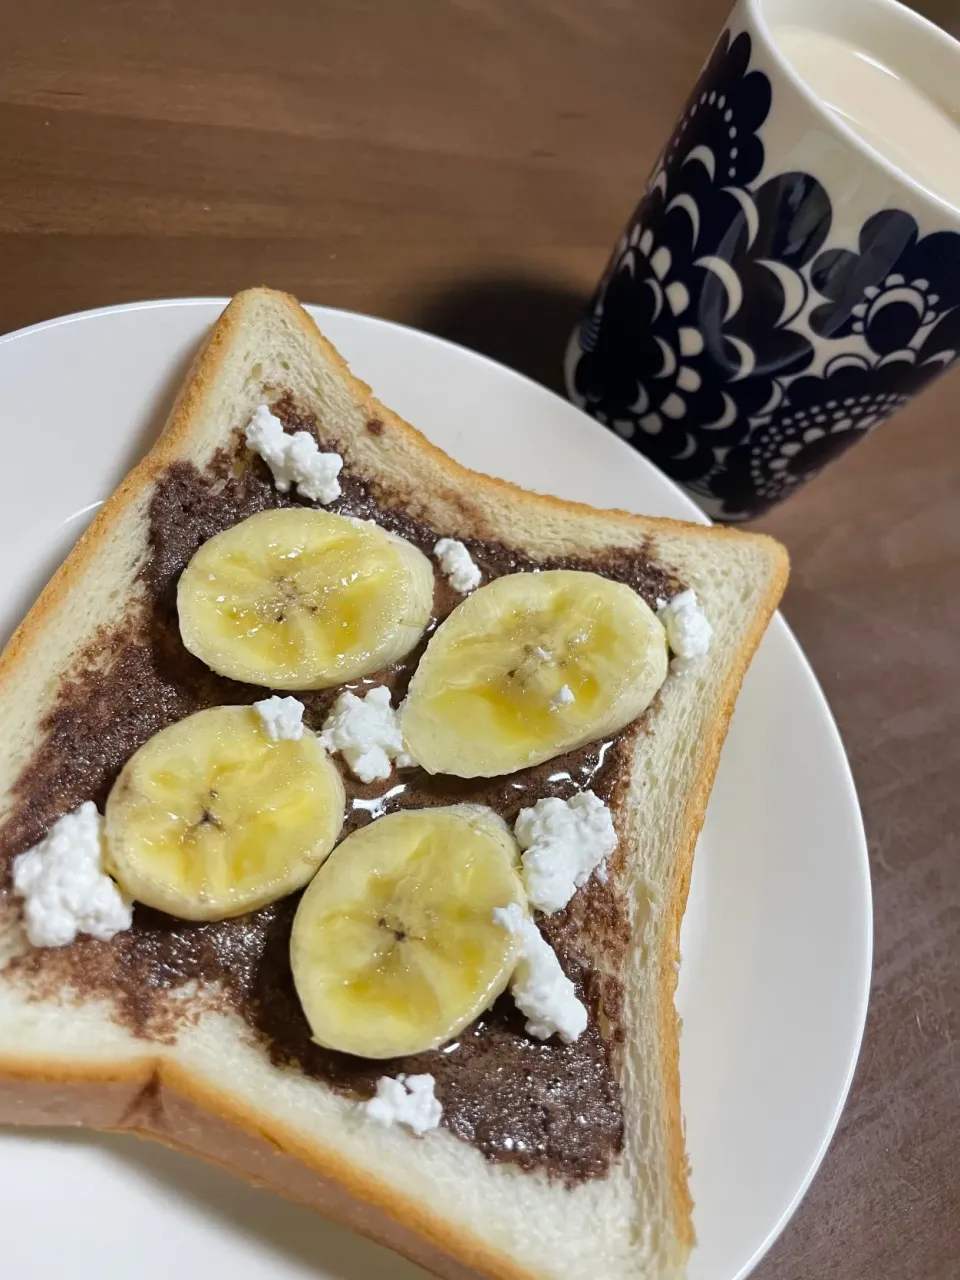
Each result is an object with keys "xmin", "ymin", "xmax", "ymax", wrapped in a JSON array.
[{"xmin": 0, "ymin": 2, "xmax": 957, "ymax": 1277}]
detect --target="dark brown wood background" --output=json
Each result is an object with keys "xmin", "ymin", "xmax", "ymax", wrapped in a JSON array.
[{"xmin": 1, "ymin": 2, "xmax": 957, "ymax": 1277}]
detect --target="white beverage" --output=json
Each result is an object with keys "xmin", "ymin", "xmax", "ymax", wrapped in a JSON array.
[{"xmin": 772, "ymin": 25, "xmax": 960, "ymax": 210}]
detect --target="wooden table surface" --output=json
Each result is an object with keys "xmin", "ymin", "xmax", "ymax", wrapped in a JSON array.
[{"xmin": 2, "ymin": 2, "xmax": 957, "ymax": 1277}]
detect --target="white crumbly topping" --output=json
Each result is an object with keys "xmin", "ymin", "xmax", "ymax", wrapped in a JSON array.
[
  {"xmin": 319, "ymin": 686, "xmax": 414, "ymax": 782},
  {"xmin": 364, "ymin": 1073, "xmax": 442, "ymax": 1135},
  {"xmin": 493, "ymin": 902, "xmax": 587, "ymax": 1043},
  {"xmin": 12, "ymin": 802, "xmax": 132, "ymax": 948},
  {"xmin": 514, "ymin": 791, "xmax": 617, "ymax": 915},
  {"xmin": 657, "ymin": 589, "xmax": 712, "ymax": 659},
  {"xmin": 551, "ymin": 683, "xmax": 575, "ymax": 709},
  {"xmin": 253, "ymin": 695, "xmax": 305, "ymax": 742},
  {"xmin": 433, "ymin": 537, "xmax": 482, "ymax": 593},
  {"xmin": 244, "ymin": 404, "xmax": 343, "ymax": 504}
]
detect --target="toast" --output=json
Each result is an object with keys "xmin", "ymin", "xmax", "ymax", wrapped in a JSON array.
[{"xmin": 0, "ymin": 289, "xmax": 787, "ymax": 1280}]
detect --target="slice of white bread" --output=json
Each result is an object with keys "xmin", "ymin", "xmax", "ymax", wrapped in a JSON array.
[{"xmin": 0, "ymin": 289, "xmax": 787, "ymax": 1280}]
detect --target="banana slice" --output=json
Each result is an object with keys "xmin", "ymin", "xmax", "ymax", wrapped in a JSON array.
[
  {"xmin": 401, "ymin": 569, "xmax": 668, "ymax": 777},
  {"xmin": 177, "ymin": 508, "xmax": 434, "ymax": 689},
  {"xmin": 104, "ymin": 705, "xmax": 345, "ymax": 920},
  {"xmin": 290, "ymin": 806, "xmax": 525, "ymax": 1059}
]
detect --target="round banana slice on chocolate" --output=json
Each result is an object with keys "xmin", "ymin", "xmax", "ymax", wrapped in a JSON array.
[
  {"xmin": 177, "ymin": 507, "xmax": 434, "ymax": 689},
  {"xmin": 290, "ymin": 806, "xmax": 525, "ymax": 1059},
  {"xmin": 401, "ymin": 569, "xmax": 668, "ymax": 777},
  {"xmin": 104, "ymin": 704, "xmax": 344, "ymax": 919}
]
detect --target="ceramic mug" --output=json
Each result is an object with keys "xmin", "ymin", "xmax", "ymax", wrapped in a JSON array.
[{"xmin": 564, "ymin": 0, "xmax": 960, "ymax": 520}]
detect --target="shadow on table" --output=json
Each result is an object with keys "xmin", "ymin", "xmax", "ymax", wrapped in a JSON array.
[
  {"xmin": 13, "ymin": 1126, "xmax": 425, "ymax": 1279},
  {"xmin": 411, "ymin": 275, "xmax": 588, "ymax": 397}
]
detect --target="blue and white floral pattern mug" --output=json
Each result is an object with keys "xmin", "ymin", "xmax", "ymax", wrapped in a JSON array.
[{"xmin": 564, "ymin": 0, "xmax": 960, "ymax": 520}]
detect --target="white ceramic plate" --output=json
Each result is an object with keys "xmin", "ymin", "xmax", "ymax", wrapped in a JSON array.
[{"xmin": 0, "ymin": 300, "xmax": 871, "ymax": 1280}]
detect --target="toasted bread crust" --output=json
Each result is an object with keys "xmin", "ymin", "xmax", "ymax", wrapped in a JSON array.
[
  {"xmin": 655, "ymin": 553, "xmax": 788, "ymax": 1249},
  {"xmin": 0, "ymin": 1057, "xmax": 533, "ymax": 1280},
  {"xmin": 0, "ymin": 289, "xmax": 788, "ymax": 1279}
]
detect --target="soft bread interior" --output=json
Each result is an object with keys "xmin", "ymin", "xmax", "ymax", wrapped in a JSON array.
[{"xmin": 0, "ymin": 289, "xmax": 787, "ymax": 1280}]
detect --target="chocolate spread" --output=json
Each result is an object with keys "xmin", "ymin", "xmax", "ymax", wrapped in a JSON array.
[{"xmin": 0, "ymin": 394, "xmax": 683, "ymax": 1184}]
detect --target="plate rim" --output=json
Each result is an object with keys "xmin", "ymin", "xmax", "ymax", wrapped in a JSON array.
[
  {"xmin": 2, "ymin": 296, "xmax": 713, "ymax": 527},
  {"xmin": 0, "ymin": 297, "xmax": 873, "ymax": 1280}
]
